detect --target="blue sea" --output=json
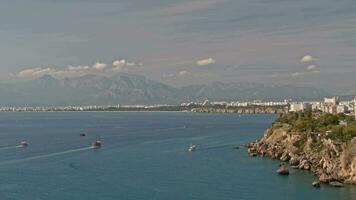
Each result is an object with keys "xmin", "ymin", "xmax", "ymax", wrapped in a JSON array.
[{"xmin": 0, "ymin": 112, "xmax": 355, "ymax": 200}]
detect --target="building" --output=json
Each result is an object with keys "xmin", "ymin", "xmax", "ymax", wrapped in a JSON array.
[
  {"xmin": 324, "ymin": 96, "xmax": 339, "ymax": 106},
  {"xmin": 289, "ymin": 102, "xmax": 312, "ymax": 112},
  {"xmin": 354, "ymin": 98, "xmax": 356, "ymax": 118},
  {"xmin": 323, "ymin": 96, "xmax": 340, "ymax": 114},
  {"xmin": 336, "ymin": 105, "xmax": 347, "ymax": 114}
]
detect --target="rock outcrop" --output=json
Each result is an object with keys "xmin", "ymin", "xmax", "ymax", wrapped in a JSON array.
[{"xmin": 246, "ymin": 128, "xmax": 356, "ymax": 186}]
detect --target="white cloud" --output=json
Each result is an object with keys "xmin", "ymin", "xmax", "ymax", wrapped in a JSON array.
[
  {"xmin": 196, "ymin": 58, "xmax": 216, "ymax": 66},
  {"xmin": 17, "ymin": 67, "xmax": 56, "ymax": 78},
  {"xmin": 112, "ymin": 59, "xmax": 136, "ymax": 67},
  {"xmin": 92, "ymin": 62, "xmax": 107, "ymax": 70},
  {"xmin": 301, "ymin": 55, "xmax": 317, "ymax": 63},
  {"xmin": 67, "ymin": 65, "xmax": 89, "ymax": 71},
  {"xmin": 307, "ymin": 65, "xmax": 317, "ymax": 70},
  {"xmin": 110, "ymin": 59, "xmax": 137, "ymax": 72},
  {"xmin": 291, "ymin": 72, "xmax": 302, "ymax": 77},
  {"xmin": 178, "ymin": 70, "xmax": 191, "ymax": 76},
  {"xmin": 17, "ymin": 58, "xmax": 140, "ymax": 79},
  {"xmin": 312, "ymin": 70, "xmax": 320, "ymax": 74}
]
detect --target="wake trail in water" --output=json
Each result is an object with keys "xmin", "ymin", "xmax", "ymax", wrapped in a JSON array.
[
  {"xmin": 172, "ymin": 143, "xmax": 239, "ymax": 153},
  {"xmin": 0, "ymin": 145, "xmax": 21, "ymax": 150},
  {"xmin": 0, "ymin": 146, "xmax": 92, "ymax": 166}
]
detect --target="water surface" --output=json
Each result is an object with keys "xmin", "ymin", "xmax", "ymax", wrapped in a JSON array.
[{"xmin": 0, "ymin": 112, "xmax": 354, "ymax": 200}]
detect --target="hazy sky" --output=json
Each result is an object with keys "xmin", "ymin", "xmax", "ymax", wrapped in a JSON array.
[{"xmin": 1, "ymin": 0, "xmax": 356, "ymax": 92}]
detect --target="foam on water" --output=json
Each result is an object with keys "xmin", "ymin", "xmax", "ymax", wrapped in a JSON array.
[
  {"xmin": 0, "ymin": 146, "xmax": 92, "ymax": 166},
  {"xmin": 0, "ymin": 145, "xmax": 20, "ymax": 150}
]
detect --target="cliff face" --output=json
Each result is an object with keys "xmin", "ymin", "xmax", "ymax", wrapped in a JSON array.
[{"xmin": 246, "ymin": 127, "xmax": 356, "ymax": 185}]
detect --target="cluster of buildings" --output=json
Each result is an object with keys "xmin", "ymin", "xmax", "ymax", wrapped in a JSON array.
[
  {"xmin": 0, "ymin": 105, "xmax": 106, "ymax": 112},
  {"xmin": 0, "ymin": 104, "xmax": 173, "ymax": 112},
  {"xmin": 181, "ymin": 99, "xmax": 289, "ymax": 107},
  {"xmin": 1, "ymin": 97, "xmax": 355, "ymax": 117},
  {"xmin": 289, "ymin": 96, "xmax": 356, "ymax": 117}
]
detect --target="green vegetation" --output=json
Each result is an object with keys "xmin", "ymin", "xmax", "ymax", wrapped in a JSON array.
[
  {"xmin": 293, "ymin": 134, "xmax": 307, "ymax": 149},
  {"xmin": 274, "ymin": 111, "xmax": 356, "ymax": 142},
  {"xmin": 310, "ymin": 141, "xmax": 323, "ymax": 152}
]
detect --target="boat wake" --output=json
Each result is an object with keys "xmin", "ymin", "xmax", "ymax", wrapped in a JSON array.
[
  {"xmin": 170, "ymin": 143, "xmax": 239, "ymax": 153},
  {"xmin": 0, "ymin": 146, "xmax": 92, "ymax": 166},
  {"xmin": 0, "ymin": 145, "xmax": 21, "ymax": 150}
]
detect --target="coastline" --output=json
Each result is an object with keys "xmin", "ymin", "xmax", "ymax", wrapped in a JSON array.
[
  {"xmin": 245, "ymin": 112, "xmax": 356, "ymax": 187},
  {"xmin": 0, "ymin": 105, "xmax": 288, "ymax": 114}
]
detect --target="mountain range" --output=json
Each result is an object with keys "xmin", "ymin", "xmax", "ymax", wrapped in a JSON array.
[{"xmin": 0, "ymin": 73, "xmax": 333, "ymax": 106}]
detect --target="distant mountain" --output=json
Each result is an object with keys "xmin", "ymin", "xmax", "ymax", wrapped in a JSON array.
[
  {"xmin": 180, "ymin": 82, "xmax": 330, "ymax": 102},
  {"xmin": 0, "ymin": 73, "xmax": 330, "ymax": 106}
]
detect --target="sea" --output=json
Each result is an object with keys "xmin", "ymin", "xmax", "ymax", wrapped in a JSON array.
[{"xmin": 0, "ymin": 112, "xmax": 355, "ymax": 200}]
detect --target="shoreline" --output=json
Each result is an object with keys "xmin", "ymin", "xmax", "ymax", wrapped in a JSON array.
[
  {"xmin": 0, "ymin": 110, "xmax": 280, "ymax": 114},
  {"xmin": 245, "ymin": 112, "xmax": 356, "ymax": 188}
]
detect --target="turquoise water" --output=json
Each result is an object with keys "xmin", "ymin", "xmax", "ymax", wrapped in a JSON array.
[{"xmin": 0, "ymin": 112, "xmax": 355, "ymax": 200}]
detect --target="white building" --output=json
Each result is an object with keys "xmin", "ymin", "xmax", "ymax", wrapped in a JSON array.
[
  {"xmin": 336, "ymin": 105, "xmax": 347, "ymax": 114},
  {"xmin": 289, "ymin": 102, "xmax": 312, "ymax": 112},
  {"xmin": 324, "ymin": 96, "xmax": 339, "ymax": 106}
]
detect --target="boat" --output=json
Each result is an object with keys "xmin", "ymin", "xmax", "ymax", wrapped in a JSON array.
[
  {"xmin": 79, "ymin": 132, "xmax": 86, "ymax": 137},
  {"xmin": 19, "ymin": 141, "xmax": 29, "ymax": 148},
  {"xmin": 91, "ymin": 140, "xmax": 102, "ymax": 149},
  {"xmin": 188, "ymin": 144, "xmax": 196, "ymax": 152}
]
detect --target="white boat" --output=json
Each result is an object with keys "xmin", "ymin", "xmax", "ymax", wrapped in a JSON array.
[
  {"xmin": 91, "ymin": 140, "xmax": 102, "ymax": 149},
  {"xmin": 188, "ymin": 144, "xmax": 196, "ymax": 152},
  {"xmin": 19, "ymin": 141, "xmax": 29, "ymax": 148}
]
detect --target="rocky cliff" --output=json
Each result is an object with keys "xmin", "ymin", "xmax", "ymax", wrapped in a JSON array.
[{"xmin": 246, "ymin": 127, "xmax": 356, "ymax": 186}]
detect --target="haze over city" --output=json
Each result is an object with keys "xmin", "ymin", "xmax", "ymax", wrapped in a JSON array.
[{"xmin": 1, "ymin": 0, "xmax": 356, "ymax": 94}]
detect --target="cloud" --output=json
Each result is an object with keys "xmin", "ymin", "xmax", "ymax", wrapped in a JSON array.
[
  {"xmin": 196, "ymin": 58, "xmax": 216, "ymax": 66},
  {"xmin": 301, "ymin": 55, "xmax": 317, "ymax": 63},
  {"xmin": 17, "ymin": 67, "xmax": 56, "ymax": 78},
  {"xmin": 291, "ymin": 72, "xmax": 302, "ymax": 77},
  {"xmin": 112, "ymin": 59, "xmax": 136, "ymax": 67},
  {"xmin": 162, "ymin": 70, "xmax": 213, "ymax": 79},
  {"xmin": 110, "ymin": 59, "xmax": 137, "ymax": 72},
  {"xmin": 306, "ymin": 65, "xmax": 317, "ymax": 70},
  {"xmin": 178, "ymin": 70, "xmax": 191, "ymax": 76},
  {"xmin": 17, "ymin": 58, "xmax": 140, "ymax": 79},
  {"xmin": 312, "ymin": 70, "xmax": 320, "ymax": 74},
  {"xmin": 92, "ymin": 62, "xmax": 107, "ymax": 70},
  {"xmin": 67, "ymin": 65, "xmax": 89, "ymax": 71}
]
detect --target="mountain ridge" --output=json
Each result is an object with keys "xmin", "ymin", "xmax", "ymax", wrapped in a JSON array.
[{"xmin": 0, "ymin": 73, "xmax": 331, "ymax": 106}]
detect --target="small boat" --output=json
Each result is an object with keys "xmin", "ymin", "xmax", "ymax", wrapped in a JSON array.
[
  {"xmin": 91, "ymin": 140, "xmax": 102, "ymax": 149},
  {"xmin": 79, "ymin": 132, "xmax": 86, "ymax": 137},
  {"xmin": 188, "ymin": 144, "xmax": 196, "ymax": 152},
  {"xmin": 19, "ymin": 141, "xmax": 29, "ymax": 148}
]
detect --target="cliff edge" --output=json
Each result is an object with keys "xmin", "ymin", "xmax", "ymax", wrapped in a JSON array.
[{"xmin": 246, "ymin": 111, "xmax": 356, "ymax": 186}]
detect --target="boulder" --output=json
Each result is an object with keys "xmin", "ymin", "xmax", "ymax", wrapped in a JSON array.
[
  {"xmin": 249, "ymin": 153, "xmax": 258, "ymax": 157},
  {"xmin": 329, "ymin": 181, "xmax": 344, "ymax": 187},
  {"xmin": 280, "ymin": 152, "xmax": 291, "ymax": 162},
  {"xmin": 312, "ymin": 180, "xmax": 321, "ymax": 188},
  {"xmin": 319, "ymin": 173, "xmax": 331, "ymax": 183},
  {"xmin": 277, "ymin": 164, "xmax": 289, "ymax": 175},
  {"xmin": 289, "ymin": 157, "xmax": 300, "ymax": 166}
]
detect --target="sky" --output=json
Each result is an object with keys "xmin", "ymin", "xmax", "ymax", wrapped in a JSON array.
[{"xmin": 1, "ymin": 0, "xmax": 356, "ymax": 93}]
